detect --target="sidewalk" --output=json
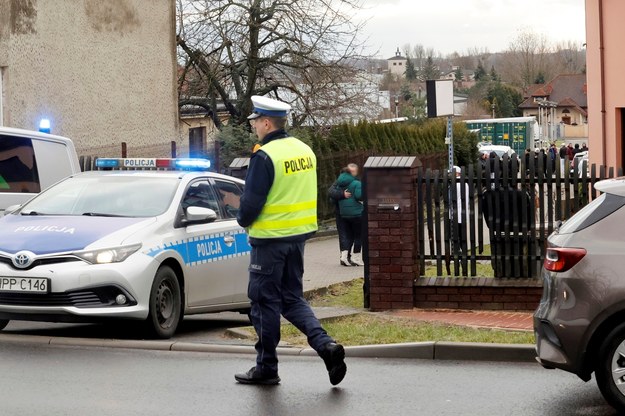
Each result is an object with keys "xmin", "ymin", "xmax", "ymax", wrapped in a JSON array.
[
  {"xmin": 390, "ymin": 309, "xmax": 533, "ymax": 331},
  {"xmin": 303, "ymin": 236, "xmax": 363, "ymax": 291}
]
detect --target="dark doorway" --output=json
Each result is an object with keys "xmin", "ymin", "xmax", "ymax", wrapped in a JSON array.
[
  {"xmin": 621, "ymin": 109, "xmax": 625, "ymax": 169},
  {"xmin": 189, "ymin": 127, "xmax": 206, "ymax": 158}
]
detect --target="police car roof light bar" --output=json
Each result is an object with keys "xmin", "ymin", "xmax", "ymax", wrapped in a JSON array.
[
  {"xmin": 95, "ymin": 158, "xmax": 120, "ymax": 168},
  {"xmin": 95, "ymin": 158, "xmax": 211, "ymax": 171},
  {"xmin": 175, "ymin": 158, "xmax": 211, "ymax": 170}
]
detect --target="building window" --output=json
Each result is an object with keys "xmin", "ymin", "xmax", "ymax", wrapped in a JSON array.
[
  {"xmin": 399, "ymin": 62, "xmax": 403, "ymax": 66},
  {"xmin": 393, "ymin": 63, "xmax": 397, "ymax": 66}
]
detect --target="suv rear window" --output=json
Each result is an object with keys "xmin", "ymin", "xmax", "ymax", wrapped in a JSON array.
[
  {"xmin": 0, "ymin": 135, "xmax": 40, "ymax": 193},
  {"xmin": 559, "ymin": 193, "xmax": 625, "ymax": 234}
]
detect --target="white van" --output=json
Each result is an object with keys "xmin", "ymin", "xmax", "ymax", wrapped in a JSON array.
[{"xmin": 0, "ymin": 127, "xmax": 80, "ymax": 213}]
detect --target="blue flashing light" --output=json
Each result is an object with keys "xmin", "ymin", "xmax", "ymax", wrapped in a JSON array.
[
  {"xmin": 95, "ymin": 158, "xmax": 120, "ymax": 168},
  {"xmin": 175, "ymin": 158, "xmax": 211, "ymax": 170},
  {"xmin": 39, "ymin": 118, "xmax": 51, "ymax": 134}
]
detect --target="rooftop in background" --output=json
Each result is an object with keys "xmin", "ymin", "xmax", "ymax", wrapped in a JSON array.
[
  {"xmin": 387, "ymin": 47, "xmax": 406, "ymax": 61},
  {"xmin": 519, "ymin": 74, "xmax": 588, "ymax": 114}
]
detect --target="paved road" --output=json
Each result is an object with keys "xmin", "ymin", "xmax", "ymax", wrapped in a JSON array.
[
  {"xmin": 1, "ymin": 237, "xmax": 362, "ymax": 343},
  {"xmin": 0, "ymin": 342, "xmax": 616, "ymax": 416}
]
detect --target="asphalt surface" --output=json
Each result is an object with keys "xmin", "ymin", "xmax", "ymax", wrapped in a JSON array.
[
  {"xmin": 3, "ymin": 312, "xmax": 253, "ymax": 344},
  {"xmin": 0, "ymin": 342, "xmax": 615, "ymax": 416}
]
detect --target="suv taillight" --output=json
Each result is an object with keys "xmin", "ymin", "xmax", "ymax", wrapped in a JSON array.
[{"xmin": 544, "ymin": 247, "xmax": 587, "ymax": 272}]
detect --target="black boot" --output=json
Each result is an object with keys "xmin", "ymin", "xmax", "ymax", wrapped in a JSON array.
[
  {"xmin": 235, "ymin": 367, "xmax": 280, "ymax": 385},
  {"xmin": 319, "ymin": 342, "xmax": 347, "ymax": 386}
]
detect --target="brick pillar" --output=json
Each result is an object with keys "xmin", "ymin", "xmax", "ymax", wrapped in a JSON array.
[{"xmin": 363, "ymin": 156, "xmax": 421, "ymax": 311}]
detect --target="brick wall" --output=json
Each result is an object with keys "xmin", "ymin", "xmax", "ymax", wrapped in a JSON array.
[
  {"xmin": 363, "ymin": 156, "xmax": 543, "ymax": 312},
  {"xmin": 364, "ymin": 157, "xmax": 421, "ymax": 311},
  {"xmin": 414, "ymin": 277, "xmax": 542, "ymax": 311}
]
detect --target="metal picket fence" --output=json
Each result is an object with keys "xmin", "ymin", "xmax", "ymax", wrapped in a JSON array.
[{"xmin": 417, "ymin": 155, "xmax": 622, "ymax": 278}]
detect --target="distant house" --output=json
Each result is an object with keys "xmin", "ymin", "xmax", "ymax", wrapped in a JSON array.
[
  {"xmin": 454, "ymin": 94, "xmax": 469, "ymax": 116},
  {"xmin": 441, "ymin": 71, "xmax": 457, "ymax": 81},
  {"xmin": 441, "ymin": 68, "xmax": 475, "ymax": 83},
  {"xmin": 387, "ymin": 48, "xmax": 407, "ymax": 76},
  {"xmin": 519, "ymin": 74, "xmax": 588, "ymax": 139},
  {"xmin": 178, "ymin": 100, "xmax": 229, "ymax": 165}
]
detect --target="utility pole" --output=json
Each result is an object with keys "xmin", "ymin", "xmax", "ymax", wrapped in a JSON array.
[
  {"xmin": 447, "ymin": 115, "xmax": 454, "ymax": 172},
  {"xmin": 394, "ymin": 94, "xmax": 399, "ymax": 119}
]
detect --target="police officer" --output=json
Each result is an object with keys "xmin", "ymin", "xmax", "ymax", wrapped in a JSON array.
[{"xmin": 235, "ymin": 96, "xmax": 347, "ymax": 386}]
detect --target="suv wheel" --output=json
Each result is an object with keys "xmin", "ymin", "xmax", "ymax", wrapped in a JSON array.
[
  {"xmin": 0, "ymin": 320, "xmax": 8, "ymax": 330},
  {"xmin": 596, "ymin": 324, "xmax": 625, "ymax": 412},
  {"xmin": 145, "ymin": 266, "xmax": 182, "ymax": 339}
]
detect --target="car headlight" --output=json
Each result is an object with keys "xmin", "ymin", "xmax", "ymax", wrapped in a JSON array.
[{"xmin": 74, "ymin": 244, "xmax": 142, "ymax": 264}]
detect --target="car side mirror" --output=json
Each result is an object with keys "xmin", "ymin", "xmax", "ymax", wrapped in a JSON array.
[{"xmin": 183, "ymin": 206, "xmax": 218, "ymax": 226}]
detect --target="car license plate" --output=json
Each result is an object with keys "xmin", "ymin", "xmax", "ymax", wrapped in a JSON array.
[{"xmin": 0, "ymin": 277, "xmax": 49, "ymax": 294}]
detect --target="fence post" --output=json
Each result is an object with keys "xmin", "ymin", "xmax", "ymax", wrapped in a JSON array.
[{"xmin": 364, "ymin": 156, "xmax": 421, "ymax": 311}]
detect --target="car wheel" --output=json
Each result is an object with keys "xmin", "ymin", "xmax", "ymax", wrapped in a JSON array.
[
  {"xmin": 596, "ymin": 324, "xmax": 625, "ymax": 412},
  {"xmin": 145, "ymin": 266, "xmax": 181, "ymax": 339},
  {"xmin": 0, "ymin": 320, "xmax": 9, "ymax": 330}
]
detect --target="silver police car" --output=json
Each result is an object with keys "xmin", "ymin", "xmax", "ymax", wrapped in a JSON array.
[{"xmin": 0, "ymin": 158, "xmax": 250, "ymax": 338}]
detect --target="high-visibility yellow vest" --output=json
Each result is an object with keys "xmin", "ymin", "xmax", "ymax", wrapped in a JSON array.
[{"xmin": 248, "ymin": 137, "xmax": 318, "ymax": 239}]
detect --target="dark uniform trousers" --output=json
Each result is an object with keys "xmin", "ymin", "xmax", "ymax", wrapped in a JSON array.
[{"xmin": 248, "ymin": 240, "xmax": 333, "ymax": 376}]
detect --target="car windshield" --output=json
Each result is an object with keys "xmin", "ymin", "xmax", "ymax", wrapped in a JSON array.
[{"xmin": 19, "ymin": 175, "xmax": 180, "ymax": 217}]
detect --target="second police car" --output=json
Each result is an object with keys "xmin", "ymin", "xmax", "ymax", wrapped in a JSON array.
[{"xmin": 0, "ymin": 158, "xmax": 251, "ymax": 338}]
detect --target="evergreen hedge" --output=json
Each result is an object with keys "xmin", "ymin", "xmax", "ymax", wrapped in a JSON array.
[{"xmin": 218, "ymin": 119, "xmax": 478, "ymax": 221}]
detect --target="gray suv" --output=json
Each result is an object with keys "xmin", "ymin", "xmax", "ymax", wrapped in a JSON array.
[{"xmin": 535, "ymin": 178, "xmax": 625, "ymax": 411}]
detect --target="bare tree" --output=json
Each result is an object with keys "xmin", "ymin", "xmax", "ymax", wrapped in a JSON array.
[
  {"xmin": 465, "ymin": 46, "xmax": 491, "ymax": 68},
  {"xmin": 500, "ymin": 29, "xmax": 553, "ymax": 87},
  {"xmin": 553, "ymin": 40, "xmax": 586, "ymax": 74},
  {"xmin": 404, "ymin": 43, "xmax": 426, "ymax": 73},
  {"xmin": 176, "ymin": 0, "xmax": 373, "ymax": 127}
]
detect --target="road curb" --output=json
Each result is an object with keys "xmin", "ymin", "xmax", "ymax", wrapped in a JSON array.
[
  {"xmin": 0, "ymin": 333, "xmax": 536, "ymax": 363},
  {"xmin": 224, "ymin": 327, "xmax": 253, "ymax": 340},
  {"xmin": 434, "ymin": 342, "xmax": 536, "ymax": 362},
  {"xmin": 344, "ymin": 342, "xmax": 436, "ymax": 359}
]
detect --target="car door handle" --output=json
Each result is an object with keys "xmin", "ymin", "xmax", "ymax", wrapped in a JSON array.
[{"xmin": 224, "ymin": 235, "xmax": 235, "ymax": 245}]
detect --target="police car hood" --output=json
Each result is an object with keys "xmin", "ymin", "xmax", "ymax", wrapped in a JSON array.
[{"xmin": 0, "ymin": 215, "xmax": 151, "ymax": 255}]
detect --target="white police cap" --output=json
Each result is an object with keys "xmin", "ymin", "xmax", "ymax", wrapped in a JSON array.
[{"xmin": 247, "ymin": 95, "xmax": 291, "ymax": 120}]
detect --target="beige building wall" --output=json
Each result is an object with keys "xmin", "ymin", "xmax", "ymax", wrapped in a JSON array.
[
  {"xmin": 387, "ymin": 59, "xmax": 407, "ymax": 76},
  {"xmin": 522, "ymin": 108, "xmax": 589, "ymax": 139},
  {"xmin": 585, "ymin": 0, "xmax": 625, "ymax": 168},
  {"xmin": 0, "ymin": 0, "xmax": 179, "ymax": 158}
]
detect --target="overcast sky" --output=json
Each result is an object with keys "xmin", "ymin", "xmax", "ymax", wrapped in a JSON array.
[{"xmin": 357, "ymin": 0, "xmax": 586, "ymax": 57}]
